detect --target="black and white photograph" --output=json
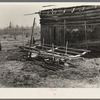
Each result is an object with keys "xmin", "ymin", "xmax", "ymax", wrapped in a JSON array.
[{"xmin": 0, "ymin": 2, "xmax": 100, "ymax": 89}]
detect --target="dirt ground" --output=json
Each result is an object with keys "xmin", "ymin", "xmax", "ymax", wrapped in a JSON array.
[{"xmin": 1, "ymin": 36, "xmax": 100, "ymax": 88}]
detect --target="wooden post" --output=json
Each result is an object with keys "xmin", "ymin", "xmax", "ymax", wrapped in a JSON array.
[
  {"xmin": 42, "ymin": 38, "xmax": 44, "ymax": 50},
  {"xmin": 52, "ymin": 9, "xmax": 53, "ymax": 14},
  {"xmin": 29, "ymin": 18, "xmax": 36, "ymax": 58},
  {"xmin": 84, "ymin": 22, "xmax": 88, "ymax": 49},
  {"xmin": 64, "ymin": 20, "xmax": 66, "ymax": 46},
  {"xmin": 22, "ymin": 31, "xmax": 24, "ymax": 47},
  {"xmin": 30, "ymin": 18, "xmax": 36, "ymax": 47},
  {"xmin": 0, "ymin": 40, "xmax": 1, "ymax": 51},
  {"xmin": 65, "ymin": 41, "xmax": 68, "ymax": 54},
  {"xmin": 50, "ymin": 28, "xmax": 51, "ymax": 44},
  {"xmin": 52, "ymin": 43, "xmax": 54, "ymax": 61}
]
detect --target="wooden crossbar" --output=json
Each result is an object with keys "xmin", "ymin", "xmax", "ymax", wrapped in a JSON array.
[{"xmin": 41, "ymin": 43, "xmax": 90, "ymax": 52}]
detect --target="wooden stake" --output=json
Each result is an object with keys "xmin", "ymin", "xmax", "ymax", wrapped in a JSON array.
[
  {"xmin": 65, "ymin": 41, "xmax": 68, "ymax": 54},
  {"xmin": 64, "ymin": 20, "xmax": 66, "ymax": 46},
  {"xmin": 29, "ymin": 18, "xmax": 36, "ymax": 58},
  {"xmin": 42, "ymin": 38, "xmax": 44, "ymax": 50},
  {"xmin": 30, "ymin": 18, "xmax": 36, "ymax": 47},
  {"xmin": 22, "ymin": 31, "xmax": 24, "ymax": 47},
  {"xmin": 52, "ymin": 44, "xmax": 54, "ymax": 61},
  {"xmin": 84, "ymin": 22, "xmax": 88, "ymax": 49},
  {"xmin": 0, "ymin": 40, "xmax": 1, "ymax": 51}
]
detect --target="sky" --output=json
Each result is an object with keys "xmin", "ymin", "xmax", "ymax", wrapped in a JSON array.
[{"xmin": 0, "ymin": 2, "xmax": 100, "ymax": 28}]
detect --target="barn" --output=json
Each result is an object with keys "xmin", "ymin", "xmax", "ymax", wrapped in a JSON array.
[{"xmin": 39, "ymin": 5, "xmax": 100, "ymax": 50}]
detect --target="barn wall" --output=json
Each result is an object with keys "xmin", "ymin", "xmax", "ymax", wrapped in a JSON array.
[
  {"xmin": 41, "ymin": 25, "xmax": 65, "ymax": 46},
  {"xmin": 40, "ymin": 5, "xmax": 100, "ymax": 48}
]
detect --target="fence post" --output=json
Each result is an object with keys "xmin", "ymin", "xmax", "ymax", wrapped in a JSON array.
[
  {"xmin": 65, "ymin": 41, "xmax": 68, "ymax": 54},
  {"xmin": 84, "ymin": 22, "xmax": 88, "ymax": 49},
  {"xmin": 52, "ymin": 43, "xmax": 55, "ymax": 62}
]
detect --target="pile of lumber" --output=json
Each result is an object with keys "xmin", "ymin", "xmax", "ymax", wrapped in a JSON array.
[{"xmin": 21, "ymin": 44, "xmax": 90, "ymax": 59}]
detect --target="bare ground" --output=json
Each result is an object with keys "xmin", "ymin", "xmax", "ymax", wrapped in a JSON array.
[{"xmin": 0, "ymin": 36, "xmax": 100, "ymax": 88}]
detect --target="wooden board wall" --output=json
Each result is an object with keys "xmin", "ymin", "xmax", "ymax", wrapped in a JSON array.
[{"xmin": 40, "ymin": 5, "xmax": 100, "ymax": 48}]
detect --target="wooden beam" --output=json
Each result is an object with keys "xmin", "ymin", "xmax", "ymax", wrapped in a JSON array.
[
  {"xmin": 41, "ymin": 43, "xmax": 90, "ymax": 52},
  {"xmin": 84, "ymin": 22, "xmax": 88, "ymax": 49},
  {"xmin": 30, "ymin": 18, "xmax": 36, "ymax": 47},
  {"xmin": 64, "ymin": 20, "xmax": 66, "ymax": 46},
  {"xmin": 41, "ymin": 8, "xmax": 100, "ymax": 18},
  {"xmin": 40, "ymin": 19, "xmax": 100, "ymax": 26},
  {"xmin": 40, "ymin": 6, "xmax": 100, "ymax": 16},
  {"xmin": 54, "ymin": 49, "xmax": 82, "ymax": 55},
  {"xmin": 65, "ymin": 41, "xmax": 68, "ymax": 54},
  {"xmin": 41, "ymin": 14, "xmax": 100, "ymax": 21},
  {"xmin": 42, "ymin": 38, "xmax": 44, "ymax": 50}
]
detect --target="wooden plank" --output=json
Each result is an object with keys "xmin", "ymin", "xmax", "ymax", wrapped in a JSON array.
[
  {"xmin": 54, "ymin": 48, "xmax": 82, "ymax": 55},
  {"xmin": 41, "ymin": 25, "xmax": 43, "ymax": 43},
  {"xmin": 59, "ymin": 26, "xmax": 62, "ymax": 46},
  {"xmin": 40, "ymin": 18, "xmax": 100, "ymax": 26},
  {"xmin": 40, "ymin": 21, "xmax": 100, "ymax": 27},
  {"xmin": 41, "ymin": 5, "xmax": 94, "ymax": 12},
  {"xmin": 65, "ymin": 41, "xmax": 68, "ymax": 54},
  {"xmin": 40, "ymin": 6, "xmax": 100, "ymax": 16},
  {"xmin": 24, "ymin": 47, "xmax": 83, "ymax": 58},
  {"xmin": 41, "ymin": 43, "xmax": 90, "ymax": 52},
  {"xmin": 41, "ymin": 8, "xmax": 100, "ymax": 18},
  {"xmin": 41, "ymin": 25, "xmax": 45, "ymax": 44},
  {"xmin": 41, "ymin": 14, "xmax": 100, "ymax": 21},
  {"xmin": 45, "ymin": 13, "xmax": 100, "ymax": 21},
  {"xmin": 49, "ymin": 26, "xmax": 52, "ymax": 44},
  {"xmin": 84, "ymin": 22, "xmax": 88, "ymax": 49},
  {"xmin": 30, "ymin": 18, "xmax": 35, "ymax": 47},
  {"xmin": 57, "ymin": 26, "xmax": 60, "ymax": 46},
  {"xmin": 53, "ymin": 26, "xmax": 55, "ymax": 44},
  {"xmin": 56, "ymin": 26, "xmax": 59, "ymax": 45},
  {"xmin": 46, "ymin": 26, "xmax": 49, "ymax": 44},
  {"xmin": 64, "ymin": 20, "xmax": 66, "ymax": 46}
]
